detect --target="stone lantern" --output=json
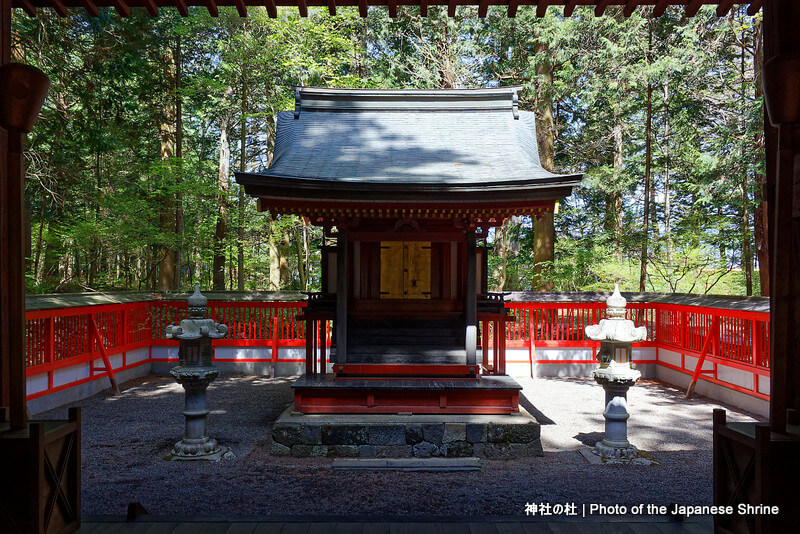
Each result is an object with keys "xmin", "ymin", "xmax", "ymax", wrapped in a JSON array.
[
  {"xmin": 584, "ymin": 285, "xmax": 647, "ymax": 460},
  {"xmin": 166, "ymin": 284, "xmax": 229, "ymax": 461}
]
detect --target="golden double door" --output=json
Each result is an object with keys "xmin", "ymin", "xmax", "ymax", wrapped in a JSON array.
[{"xmin": 379, "ymin": 241, "xmax": 431, "ymax": 299}]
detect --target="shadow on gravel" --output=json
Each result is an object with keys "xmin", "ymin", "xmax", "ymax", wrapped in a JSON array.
[
  {"xmin": 573, "ymin": 432, "xmax": 603, "ymax": 446},
  {"xmin": 519, "ymin": 393, "xmax": 555, "ymax": 425}
]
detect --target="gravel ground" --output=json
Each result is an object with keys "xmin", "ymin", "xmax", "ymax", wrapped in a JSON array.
[{"xmin": 36, "ymin": 374, "xmax": 762, "ymax": 518}]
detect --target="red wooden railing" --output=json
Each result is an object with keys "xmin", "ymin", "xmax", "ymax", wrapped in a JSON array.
[
  {"xmin": 24, "ymin": 298, "xmax": 770, "ymax": 403},
  {"xmin": 149, "ymin": 301, "xmax": 308, "ymax": 347},
  {"xmin": 25, "ymin": 302, "xmax": 152, "ymax": 400}
]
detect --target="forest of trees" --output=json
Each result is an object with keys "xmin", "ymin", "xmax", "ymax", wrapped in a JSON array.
[{"xmin": 12, "ymin": 5, "xmax": 766, "ymax": 296}]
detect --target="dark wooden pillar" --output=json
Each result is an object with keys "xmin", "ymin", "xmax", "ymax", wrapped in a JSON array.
[
  {"xmin": 0, "ymin": 0, "xmax": 8, "ymax": 66},
  {"xmin": 763, "ymin": 0, "xmax": 800, "ymax": 434},
  {"xmin": 336, "ymin": 230, "xmax": 348, "ymax": 363},
  {"xmin": 1, "ymin": 59, "xmax": 50, "ymax": 435},
  {"xmin": 2, "ymin": 125, "xmax": 27, "ymax": 431},
  {"xmin": 465, "ymin": 229, "xmax": 477, "ymax": 366},
  {"xmin": 0, "ymin": 0, "xmax": 11, "ymax": 423},
  {"xmin": 0, "ymin": 6, "xmax": 31, "ymax": 430}
]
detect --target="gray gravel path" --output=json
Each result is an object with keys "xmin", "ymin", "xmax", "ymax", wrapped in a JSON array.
[{"xmin": 36, "ymin": 374, "xmax": 762, "ymax": 518}]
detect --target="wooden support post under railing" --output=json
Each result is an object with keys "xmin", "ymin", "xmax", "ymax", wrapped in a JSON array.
[
  {"xmin": 492, "ymin": 319, "xmax": 499, "ymax": 372},
  {"xmin": 271, "ymin": 315, "xmax": 281, "ymax": 377},
  {"xmin": 686, "ymin": 315, "xmax": 720, "ymax": 399},
  {"xmin": 499, "ymin": 316, "xmax": 507, "ymax": 375},
  {"xmin": 303, "ymin": 316, "xmax": 313, "ymax": 376},
  {"xmin": 528, "ymin": 312, "xmax": 535, "ymax": 378},
  {"xmin": 318, "ymin": 319, "xmax": 326, "ymax": 374},
  {"xmin": 122, "ymin": 307, "xmax": 128, "ymax": 367},
  {"xmin": 481, "ymin": 320, "xmax": 489, "ymax": 372},
  {"xmin": 46, "ymin": 315, "xmax": 55, "ymax": 391},
  {"xmin": 90, "ymin": 315, "xmax": 120, "ymax": 396}
]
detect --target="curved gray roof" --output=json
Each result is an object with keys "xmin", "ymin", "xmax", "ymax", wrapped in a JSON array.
[{"xmin": 236, "ymin": 87, "xmax": 582, "ymax": 202}]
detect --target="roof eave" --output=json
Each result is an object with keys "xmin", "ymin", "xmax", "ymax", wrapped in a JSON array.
[{"xmin": 234, "ymin": 171, "xmax": 582, "ymax": 204}]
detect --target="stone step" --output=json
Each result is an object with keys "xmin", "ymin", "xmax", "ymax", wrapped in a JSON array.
[
  {"xmin": 349, "ymin": 334, "xmax": 462, "ymax": 346},
  {"xmin": 332, "ymin": 457, "xmax": 481, "ymax": 471},
  {"xmin": 345, "ymin": 348, "xmax": 467, "ymax": 364}
]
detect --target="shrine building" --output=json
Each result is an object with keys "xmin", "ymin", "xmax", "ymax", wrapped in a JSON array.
[{"xmin": 235, "ymin": 86, "xmax": 582, "ymax": 416}]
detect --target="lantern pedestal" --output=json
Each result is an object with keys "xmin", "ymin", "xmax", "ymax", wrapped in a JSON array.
[
  {"xmin": 592, "ymin": 361, "xmax": 640, "ymax": 460},
  {"xmin": 169, "ymin": 367, "xmax": 228, "ymax": 461}
]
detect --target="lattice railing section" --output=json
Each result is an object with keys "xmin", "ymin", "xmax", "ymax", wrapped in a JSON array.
[
  {"xmin": 25, "ymin": 303, "xmax": 153, "ymax": 400},
  {"xmin": 24, "ymin": 297, "xmax": 770, "ymax": 402},
  {"xmin": 150, "ymin": 301, "xmax": 308, "ymax": 347},
  {"xmin": 504, "ymin": 303, "xmax": 657, "ymax": 345}
]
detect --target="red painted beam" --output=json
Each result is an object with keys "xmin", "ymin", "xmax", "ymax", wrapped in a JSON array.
[{"xmin": 294, "ymin": 388, "xmax": 519, "ymax": 415}]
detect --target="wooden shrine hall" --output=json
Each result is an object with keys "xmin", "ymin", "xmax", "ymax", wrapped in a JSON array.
[{"xmin": 236, "ymin": 86, "xmax": 582, "ymax": 414}]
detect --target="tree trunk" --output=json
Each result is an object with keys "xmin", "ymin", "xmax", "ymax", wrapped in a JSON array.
[
  {"xmin": 89, "ymin": 151, "xmax": 101, "ymax": 288},
  {"xmin": 497, "ymin": 222, "xmax": 508, "ymax": 290},
  {"xmin": 238, "ymin": 71, "xmax": 247, "ymax": 292},
  {"xmin": 604, "ymin": 119, "xmax": 624, "ymax": 253},
  {"xmin": 267, "ymin": 217, "xmax": 281, "ymax": 291},
  {"xmin": 640, "ymin": 25, "xmax": 653, "ymax": 292},
  {"xmin": 740, "ymin": 24, "xmax": 753, "ymax": 296},
  {"xmin": 303, "ymin": 224, "xmax": 311, "ymax": 291},
  {"xmin": 664, "ymin": 80, "xmax": 673, "ymax": 268},
  {"xmin": 753, "ymin": 19, "xmax": 769, "ymax": 296},
  {"xmin": 174, "ymin": 37, "xmax": 184, "ymax": 290},
  {"xmin": 280, "ymin": 231, "xmax": 291, "ymax": 286},
  {"xmin": 294, "ymin": 223, "xmax": 307, "ymax": 291},
  {"xmin": 157, "ymin": 45, "xmax": 177, "ymax": 291},
  {"xmin": 33, "ymin": 201, "xmax": 45, "ymax": 284},
  {"xmin": 640, "ymin": 81, "xmax": 652, "ymax": 292},
  {"xmin": 533, "ymin": 213, "xmax": 554, "ymax": 290},
  {"xmin": 213, "ymin": 106, "xmax": 232, "ymax": 291},
  {"xmin": 532, "ymin": 39, "xmax": 556, "ymax": 291}
]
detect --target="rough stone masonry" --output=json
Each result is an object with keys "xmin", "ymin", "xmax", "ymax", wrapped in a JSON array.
[{"xmin": 270, "ymin": 409, "xmax": 543, "ymax": 459}]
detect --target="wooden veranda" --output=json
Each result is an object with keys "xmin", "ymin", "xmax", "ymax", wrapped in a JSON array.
[{"xmin": 2, "ymin": 2, "xmax": 799, "ymax": 533}]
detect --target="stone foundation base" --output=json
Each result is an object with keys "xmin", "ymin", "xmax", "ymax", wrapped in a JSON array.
[
  {"xmin": 270, "ymin": 405, "xmax": 542, "ymax": 459},
  {"xmin": 167, "ymin": 445, "xmax": 230, "ymax": 462},
  {"xmin": 592, "ymin": 440, "xmax": 638, "ymax": 460}
]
